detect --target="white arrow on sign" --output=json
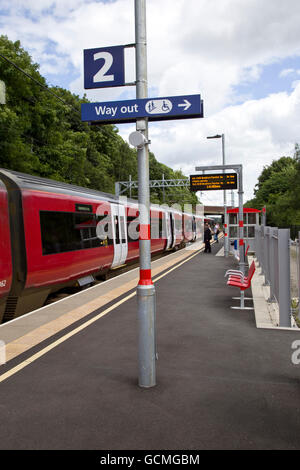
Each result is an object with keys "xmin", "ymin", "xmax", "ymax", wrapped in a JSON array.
[{"xmin": 178, "ymin": 99, "xmax": 191, "ymax": 111}]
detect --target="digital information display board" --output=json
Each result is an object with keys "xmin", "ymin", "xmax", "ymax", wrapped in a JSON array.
[{"xmin": 190, "ymin": 173, "xmax": 237, "ymax": 191}]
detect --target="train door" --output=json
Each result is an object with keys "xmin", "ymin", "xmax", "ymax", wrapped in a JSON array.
[
  {"xmin": 171, "ymin": 213, "xmax": 176, "ymax": 248},
  {"xmin": 111, "ymin": 204, "xmax": 128, "ymax": 268},
  {"xmin": 192, "ymin": 216, "xmax": 196, "ymax": 241},
  {"xmin": 165, "ymin": 211, "xmax": 175, "ymax": 250}
]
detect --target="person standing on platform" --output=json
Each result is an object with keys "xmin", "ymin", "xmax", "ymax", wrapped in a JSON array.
[
  {"xmin": 204, "ymin": 223, "xmax": 212, "ymax": 253},
  {"xmin": 214, "ymin": 225, "xmax": 219, "ymax": 243}
]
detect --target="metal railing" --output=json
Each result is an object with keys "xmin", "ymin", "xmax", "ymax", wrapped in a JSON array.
[
  {"xmin": 255, "ymin": 225, "xmax": 291, "ymax": 327},
  {"xmin": 290, "ymin": 234, "xmax": 300, "ymax": 322}
]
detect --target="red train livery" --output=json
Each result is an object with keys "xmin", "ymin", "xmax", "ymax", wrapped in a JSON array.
[{"xmin": 0, "ymin": 169, "xmax": 203, "ymax": 323}]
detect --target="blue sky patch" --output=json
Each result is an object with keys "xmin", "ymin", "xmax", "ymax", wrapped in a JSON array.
[
  {"xmin": 233, "ymin": 56, "xmax": 300, "ymax": 103},
  {"xmin": 41, "ymin": 62, "xmax": 79, "ymax": 90}
]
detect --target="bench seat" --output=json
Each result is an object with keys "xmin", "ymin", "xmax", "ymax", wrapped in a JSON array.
[{"xmin": 227, "ymin": 260, "xmax": 256, "ymax": 291}]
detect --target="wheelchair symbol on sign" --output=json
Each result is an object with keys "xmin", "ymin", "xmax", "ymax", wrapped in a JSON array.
[
  {"xmin": 162, "ymin": 101, "xmax": 171, "ymax": 112},
  {"xmin": 145, "ymin": 99, "xmax": 173, "ymax": 115}
]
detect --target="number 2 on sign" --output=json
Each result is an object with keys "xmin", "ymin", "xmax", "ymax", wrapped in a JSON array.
[{"xmin": 93, "ymin": 52, "xmax": 114, "ymax": 83}]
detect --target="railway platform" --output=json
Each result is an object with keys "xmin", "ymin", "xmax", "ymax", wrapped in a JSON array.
[{"xmin": 1, "ymin": 239, "xmax": 300, "ymax": 450}]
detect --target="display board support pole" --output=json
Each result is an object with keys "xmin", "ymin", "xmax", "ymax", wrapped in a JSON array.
[
  {"xmin": 237, "ymin": 166, "xmax": 245, "ymax": 275},
  {"xmin": 194, "ymin": 164, "xmax": 244, "ymax": 271},
  {"xmin": 221, "ymin": 134, "xmax": 229, "ymax": 258}
]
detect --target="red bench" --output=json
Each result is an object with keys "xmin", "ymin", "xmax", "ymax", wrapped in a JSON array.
[
  {"xmin": 224, "ymin": 245, "xmax": 250, "ymax": 278},
  {"xmin": 227, "ymin": 260, "xmax": 255, "ymax": 289},
  {"xmin": 227, "ymin": 260, "xmax": 256, "ymax": 310}
]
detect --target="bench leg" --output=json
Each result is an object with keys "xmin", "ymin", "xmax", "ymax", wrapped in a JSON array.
[
  {"xmin": 230, "ymin": 291, "xmax": 254, "ymax": 310},
  {"xmin": 232, "ymin": 296, "xmax": 253, "ymax": 300}
]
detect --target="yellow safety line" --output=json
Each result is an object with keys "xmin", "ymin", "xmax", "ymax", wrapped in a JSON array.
[{"xmin": 0, "ymin": 248, "xmax": 201, "ymax": 384}]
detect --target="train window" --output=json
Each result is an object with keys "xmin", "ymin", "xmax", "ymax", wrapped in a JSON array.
[
  {"xmin": 161, "ymin": 213, "xmax": 167, "ymax": 238},
  {"xmin": 114, "ymin": 216, "xmax": 120, "ymax": 244},
  {"xmin": 196, "ymin": 219, "xmax": 202, "ymax": 232},
  {"xmin": 184, "ymin": 217, "xmax": 192, "ymax": 233},
  {"xmin": 159, "ymin": 215, "xmax": 163, "ymax": 238},
  {"xmin": 40, "ymin": 211, "xmax": 108, "ymax": 255},
  {"xmin": 120, "ymin": 216, "xmax": 126, "ymax": 243},
  {"xmin": 127, "ymin": 216, "xmax": 139, "ymax": 243},
  {"xmin": 151, "ymin": 217, "xmax": 158, "ymax": 239},
  {"xmin": 96, "ymin": 212, "xmax": 114, "ymax": 246},
  {"xmin": 150, "ymin": 213, "xmax": 164, "ymax": 239},
  {"xmin": 75, "ymin": 213, "xmax": 98, "ymax": 249},
  {"xmin": 175, "ymin": 217, "xmax": 182, "ymax": 232}
]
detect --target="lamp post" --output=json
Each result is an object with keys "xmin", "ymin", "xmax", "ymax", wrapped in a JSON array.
[{"xmin": 206, "ymin": 133, "xmax": 229, "ymax": 257}]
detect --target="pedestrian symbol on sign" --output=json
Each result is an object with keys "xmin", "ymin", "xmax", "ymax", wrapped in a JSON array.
[
  {"xmin": 147, "ymin": 101, "xmax": 156, "ymax": 113},
  {"xmin": 145, "ymin": 99, "xmax": 173, "ymax": 115}
]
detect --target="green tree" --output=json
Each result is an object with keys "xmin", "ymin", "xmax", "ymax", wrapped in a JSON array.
[
  {"xmin": 245, "ymin": 154, "xmax": 299, "ymax": 226},
  {"xmin": 0, "ymin": 35, "xmax": 200, "ymax": 210}
]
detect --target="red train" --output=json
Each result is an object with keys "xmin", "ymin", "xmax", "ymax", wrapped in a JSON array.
[{"xmin": 0, "ymin": 169, "xmax": 203, "ymax": 323}]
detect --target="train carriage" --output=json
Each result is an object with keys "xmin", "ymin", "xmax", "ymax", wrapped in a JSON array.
[
  {"xmin": 0, "ymin": 169, "xmax": 203, "ymax": 322},
  {"xmin": 0, "ymin": 179, "xmax": 12, "ymax": 322}
]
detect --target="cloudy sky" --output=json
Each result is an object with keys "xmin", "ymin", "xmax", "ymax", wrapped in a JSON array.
[{"xmin": 1, "ymin": 0, "xmax": 300, "ymax": 206}]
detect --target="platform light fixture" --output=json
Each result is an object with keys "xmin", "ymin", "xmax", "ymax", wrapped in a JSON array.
[{"xmin": 207, "ymin": 134, "xmax": 222, "ymax": 139}]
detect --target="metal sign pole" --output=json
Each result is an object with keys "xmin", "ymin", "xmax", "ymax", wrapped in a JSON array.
[
  {"xmin": 135, "ymin": 0, "xmax": 156, "ymax": 388},
  {"xmin": 221, "ymin": 134, "xmax": 229, "ymax": 257},
  {"xmin": 82, "ymin": 1, "xmax": 204, "ymax": 389},
  {"xmin": 237, "ymin": 166, "xmax": 245, "ymax": 275}
]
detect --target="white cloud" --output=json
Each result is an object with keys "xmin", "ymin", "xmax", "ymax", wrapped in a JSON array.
[
  {"xmin": 124, "ymin": 81, "xmax": 299, "ymax": 206},
  {"xmin": 279, "ymin": 68, "xmax": 295, "ymax": 78},
  {"xmin": 2, "ymin": 0, "xmax": 300, "ymax": 207},
  {"xmin": 4, "ymin": 0, "xmax": 300, "ymax": 107}
]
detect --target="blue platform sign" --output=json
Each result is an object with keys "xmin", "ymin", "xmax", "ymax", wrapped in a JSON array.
[
  {"xmin": 81, "ymin": 94, "xmax": 203, "ymax": 124},
  {"xmin": 84, "ymin": 46, "xmax": 125, "ymax": 89}
]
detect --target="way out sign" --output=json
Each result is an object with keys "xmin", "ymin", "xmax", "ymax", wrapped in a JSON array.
[{"xmin": 81, "ymin": 94, "xmax": 203, "ymax": 124}]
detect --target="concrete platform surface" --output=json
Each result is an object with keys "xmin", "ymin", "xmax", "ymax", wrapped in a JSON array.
[{"xmin": 0, "ymin": 241, "xmax": 300, "ymax": 450}]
